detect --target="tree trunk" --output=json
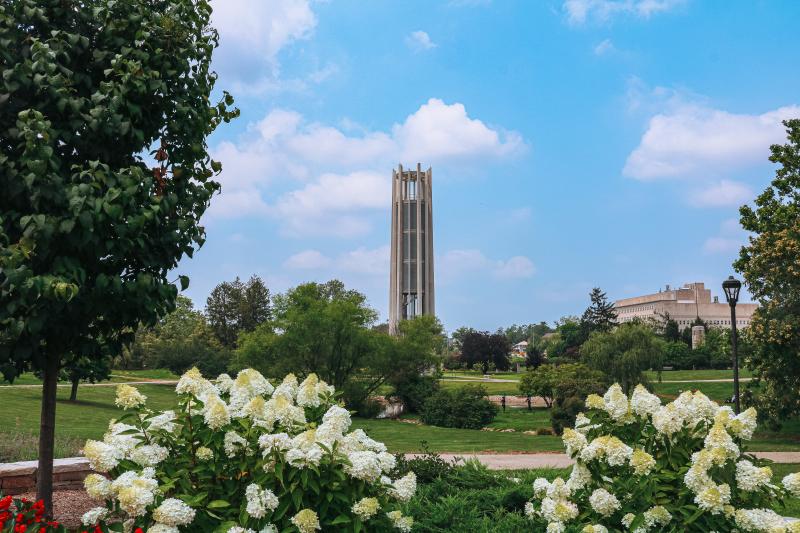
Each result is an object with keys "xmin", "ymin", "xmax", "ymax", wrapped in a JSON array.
[
  {"xmin": 69, "ymin": 378, "xmax": 79, "ymax": 401},
  {"xmin": 37, "ymin": 355, "xmax": 59, "ymax": 515}
]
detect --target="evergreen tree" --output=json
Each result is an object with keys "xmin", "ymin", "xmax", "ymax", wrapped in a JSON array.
[
  {"xmin": 206, "ymin": 275, "xmax": 271, "ymax": 347},
  {"xmin": 581, "ymin": 287, "xmax": 618, "ymax": 334}
]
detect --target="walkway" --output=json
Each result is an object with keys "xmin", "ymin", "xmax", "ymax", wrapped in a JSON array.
[{"xmin": 405, "ymin": 451, "xmax": 800, "ymax": 470}]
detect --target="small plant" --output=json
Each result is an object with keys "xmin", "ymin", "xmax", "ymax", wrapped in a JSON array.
[
  {"xmin": 0, "ymin": 495, "xmax": 65, "ymax": 532},
  {"xmin": 79, "ymin": 368, "xmax": 416, "ymax": 532},
  {"xmin": 524, "ymin": 383, "xmax": 800, "ymax": 532},
  {"xmin": 393, "ymin": 442, "xmax": 456, "ymax": 483}
]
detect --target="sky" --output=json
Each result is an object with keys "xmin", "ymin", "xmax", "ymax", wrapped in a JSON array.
[{"xmin": 177, "ymin": 0, "xmax": 800, "ymax": 333}]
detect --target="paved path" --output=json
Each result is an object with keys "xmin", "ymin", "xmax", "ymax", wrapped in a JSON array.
[{"xmin": 405, "ymin": 452, "xmax": 800, "ymax": 470}]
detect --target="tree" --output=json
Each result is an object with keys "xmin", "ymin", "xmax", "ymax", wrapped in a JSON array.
[
  {"xmin": 518, "ymin": 365, "xmax": 559, "ymax": 407},
  {"xmin": 460, "ymin": 330, "xmax": 511, "ymax": 373},
  {"xmin": 62, "ymin": 355, "xmax": 112, "ymax": 402},
  {"xmin": 734, "ymin": 119, "xmax": 800, "ymax": 424},
  {"xmin": 660, "ymin": 313, "xmax": 681, "ymax": 343},
  {"xmin": 525, "ymin": 340, "xmax": 545, "ymax": 369},
  {"xmin": 136, "ymin": 296, "xmax": 230, "ymax": 376},
  {"xmin": 581, "ymin": 287, "xmax": 618, "ymax": 334},
  {"xmin": 206, "ymin": 275, "xmax": 271, "ymax": 348},
  {"xmin": 450, "ymin": 326, "xmax": 476, "ymax": 351},
  {"xmin": 580, "ymin": 322, "xmax": 666, "ymax": 393},
  {"xmin": 0, "ymin": 0, "xmax": 236, "ymax": 510},
  {"xmin": 548, "ymin": 317, "xmax": 586, "ymax": 360}
]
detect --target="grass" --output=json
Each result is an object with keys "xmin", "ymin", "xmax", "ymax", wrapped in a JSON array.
[
  {"xmin": 651, "ymin": 381, "xmax": 741, "ymax": 402},
  {"xmin": 486, "ymin": 408, "xmax": 553, "ymax": 432},
  {"xmin": 645, "ymin": 368, "xmax": 754, "ymax": 381},
  {"xmin": 440, "ymin": 380, "xmax": 521, "ymax": 395},
  {"xmin": 0, "ymin": 369, "xmax": 179, "ymax": 387}
]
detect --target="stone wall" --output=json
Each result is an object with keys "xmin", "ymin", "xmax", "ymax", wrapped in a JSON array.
[{"xmin": 0, "ymin": 457, "xmax": 91, "ymax": 495}]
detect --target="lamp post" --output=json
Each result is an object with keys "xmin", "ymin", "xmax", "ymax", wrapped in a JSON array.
[{"xmin": 722, "ymin": 276, "xmax": 742, "ymax": 414}]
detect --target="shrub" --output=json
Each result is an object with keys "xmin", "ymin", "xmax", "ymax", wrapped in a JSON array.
[
  {"xmin": 391, "ymin": 374, "xmax": 440, "ymax": 413},
  {"xmin": 392, "ymin": 442, "xmax": 456, "ymax": 483},
  {"xmin": 80, "ymin": 368, "xmax": 416, "ymax": 532},
  {"xmin": 421, "ymin": 385, "xmax": 498, "ymax": 429},
  {"xmin": 524, "ymin": 383, "xmax": 800, "ymax": 532},
  {"xmin": 354, "ymin": 397, "xmax": 384, "ymax": 419}
]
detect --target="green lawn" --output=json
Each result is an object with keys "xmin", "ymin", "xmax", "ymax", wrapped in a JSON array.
[
  {"xmin": 645, "ymin": 368, "xmax": 753, "ymax": 381},
  {"xmin": 651, "ymin": 380, "xmax": 742, "ymax": 402},
  {"xmin": 440, "ymin": 380, "xmax": 521, "ymax": 395},
  {"xmin": 486, "ymin": 408, "xmax": 553, "ymax": 432},
  {"xmin": 0, "ymin": 369, "xmax": 179, "ymax": 387}
]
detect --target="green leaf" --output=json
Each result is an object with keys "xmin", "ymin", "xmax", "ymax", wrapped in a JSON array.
[
  {"xmin": 207, "ymin": 500, "xmax": 230, "ymax": 509},
  {"xmin": 178, "ymin": 275, "xmax": 190, "ymax": 291},
  {"xmin": 330, "ymin": 515, "xmax": 351, "ymax": 525}
]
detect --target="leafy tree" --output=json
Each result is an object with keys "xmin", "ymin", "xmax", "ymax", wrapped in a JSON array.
[
  {"xmin": 450, "ymin": 326, "xmax": 476, "ymax": 351},
  {"xmin": 581, "ymin": 287, "xmax": 618, "ymax": 334},
  {"xmin": 550, "ymin": 364, "xmax": 607, "ymax": 435},
  {"xmin": 525, "ymin": 340, "xmax": 545, "ymax": 369},
  {"xmin": 0, "ymin": 0, "xmax": 236, "ymax": 509},
  {"xmin": 518, "ymin": 365, "xmax": 559, "ymax": 407},
  {"xmin": 734, "ymin": 119, "xmax": 800, "ymax": 423},
  {"xmin": 518, "ymin": 363, "xmax": 605, "ymax": 409},
  {"xmin": 531, "ymin": 321, "xmax": 554, "ymax": 339},
  {"xmin": 136, "ymin": 296, "xmax": 230, "ymax": 376},
  {"xmin": 460, "ymin": 330, "xmax": 511, "ymax": 373},
  {"xmin": 661, "ymin": 313, "xmax": 681, "ymax": 343},
  {"xmin": 500, "ymin": 323, "xmax": 540, "ymax": 344},
  {"xmin": 61, "ymin": 355, "xmax": 112, "ymax": 402},
  {"xmin": 548, "ymin": 317, "xmax": 586, "ymax": 359},
  {"xmin": 580, "ymin": 322, "xmax": 666, "ymax": 393},
  {"xmin": 205, "ymin": 275, "xmax": 271, "ymax": 348}
]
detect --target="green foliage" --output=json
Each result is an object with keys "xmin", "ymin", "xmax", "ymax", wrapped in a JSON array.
[
  {"xmin": 548, "ymin": 317, "xmax": 587, "ymax": 360},
  {"xmin": 391, "ymin": 374, "xmax": 441, "ymax": 414},
  {"xmin": 236, "ymin": 281, "xmax": 443, "ymax": 413},
  {"xmin": 421, "ymin": 384, "xmax": 498, "ymax": 429},
  {"xmin": 205, "ymin": 275, "xmax": 271, "ymax": 348},
  {"xmin": 550, "ymin": 396, "xmax": 584, "ymax": 436},
  {"xmin": 734, "ymin": 119, "xmax": 800, "ymax": 425},
  {"xmin": 392, "ymin": 442, "xmax": 456, "ymax": 483},
  {"xmin": 132, "ymin": 296, "xmax": 231, "ymax": 376},
  {"xmin": 60, "ymin": 355, "xmax": 112, "ymax": 401},
  {"xmin": 581, "ymin": 322, "xmax": 666, "ymax": 393},
  {"xmin": 525, "ymin": 340, "xmax": 545, "ymax": 369},
  {"xmin": 519, "ymin": 363, "xmax": 606, "ymax": 412},
  {"xmin": 460, "ymin": 331, "xmax": 511, "ymax": 373},
  {"xmin": 0, "ymin": 0, "xmax": 237, "ymax": 380}
]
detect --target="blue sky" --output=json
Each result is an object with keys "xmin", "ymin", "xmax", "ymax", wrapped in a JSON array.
[{"xmin": 178, "ymin": 0, "xmax": 800, "ymax": 333}]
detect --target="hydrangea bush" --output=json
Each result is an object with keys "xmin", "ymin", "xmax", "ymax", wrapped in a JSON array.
[
  {"xmin": 80, "ymin": 369, "xmax": 416, "ymax": 533},
  {"xmin": 524, "ymin": 384, "xmax": 800, "ymax": 532}
]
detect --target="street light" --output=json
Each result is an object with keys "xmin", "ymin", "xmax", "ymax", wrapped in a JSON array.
[{"xmin": 722, "ymin": 275, "xmax": 742, "ymax": 414}]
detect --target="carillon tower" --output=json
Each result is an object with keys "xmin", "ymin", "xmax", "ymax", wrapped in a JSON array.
[{"xmin": 389, "ymin": 163, "xmax": 435, "ymax": 335}]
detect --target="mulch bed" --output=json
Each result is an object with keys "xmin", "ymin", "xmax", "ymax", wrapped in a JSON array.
[{"xmin": 18, "ymin": 489, "xmax": 96, "ymax": 530}]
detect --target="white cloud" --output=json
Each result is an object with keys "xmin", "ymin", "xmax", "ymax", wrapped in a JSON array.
[
  {"xmin": 624, "ymin": 103, "xmax": 800, "ymax": 180},
  {"xmin": 564, "ymin": 0, "xmax": 685, "ymax": 25},
  {"xmin": 593, "ymin": 38, "xmax": 615, "ymax": 55},
  {"xmin": 283, "ymin": 245, "xmax": 390, "ymax": 276},
  {"xmin": 406, "ymin": 30, "xmax": 437, "ymax": 52},
  {"xmin": 210, "ymin": 99, "xmax": 525, "ymax": 236},
  {"xmin": 284, "ymin": 250, "xmax": 331, "ymax": 269},
  {"xmin": 494, "ymin": 256, "xmax": 536, "ymax": 279},
  {"xmin": 212, "ymin": 0, "xmax": 316, "ymax": 79},
  {"xmin": 439, "ymin": 249, "xmax": 535, "ymax": 281},
  {"xmin": 689, "ymin": 180, "xmax": 752, "ymax": 208},
  {"xmin": 703, "ymin": 218, "xmax": 747, "ymax": 255}
]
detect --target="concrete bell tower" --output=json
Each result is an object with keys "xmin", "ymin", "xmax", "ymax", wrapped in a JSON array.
[{"xmin": 389, "ymin": 163, "xmax": 435, "ymax": 335}]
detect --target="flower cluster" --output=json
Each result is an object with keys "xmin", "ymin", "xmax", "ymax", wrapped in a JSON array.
[
  {"xmin": 0, "ymin": 496, "xmax": 65, "ymax": 532},
  {"xmin": 81, "ymin": 368, "xmax": 415, "ymax": 532},
  {"xmin": 524, "ymin": 383, "xmax": 800, "ymax": 532}
]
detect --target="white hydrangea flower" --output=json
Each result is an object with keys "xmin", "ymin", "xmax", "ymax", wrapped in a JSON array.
[
  {"xmin": 734, "ymin": 508, "xmax": 790, "ymax": 532},
  {"xmin": 546, "ymin": 523, "xmax": 566, "ymax": 533},
  {"xmin": 103, "ymin": 422, "xmax": 142, "ymax": 455},
  {"xmin": 694, "ymin": 483, "xmax": 731, "ymax": 514},
  {"xmin": 245, "ymin": 484, "xmax": 279, "ymax": 518},
  {"xmin": 296, "ymin": 374, "xmax": 322, "ymax": 407},
  {"xmin": 652, "ymin": 404, "xmax": 684, "ymax": 437},
  {"xmin": 291, "ymin": 509, "xmax": 321, "ymax": 533},
  {"xmin": 129, "ymin": 443, "xmax": 169, "ymax": 467},
  {"xmin": 230, "ymin": 369, "xmax": 273, "ymax": 412},
  {"xmin": 704, "ymin": 422, "xmax": 740, "ymax": 460},
  {"xmin": 115, "ymin": 384, "xmax": 147, "ymax": 410},
  {"xmin": 203, "ymin": 394, "xmax": 231, "ymax": 430},
  {"xmin": 148, "ymin": 525, "xmax": 180, "ymax": 533},
  {"xmin": 643, "ymin": 505, "xmax": 671, "ymax": 528},
  {"xmin": 684, "ymin": 464, "xmax": 713, "ymax": 493},
  {"xmin": 146, "ymin": 410, "xmax": 177, "ymax": 434},
  {"xmin": 81, "ymin": 506, "xmax": 108, "ymax": 526},
  {"xmin": 735, "ymin": 460, "xmax": 772, "ymax": 492},
  {"xmin": 152, "ymin": 498, "xmax": 196, "ymax": 526},
  {"xmin": 546, "ymin": 478, "xmax": 571, "ymax": 500},
  {"xmin": 340, "ymin": 429, "xmax": 387, "ymax": 454},
  {"xmin": 175, "ymin": 367, "xmax": 217, "ymax": 398},
  {"xmin": 83, "ymin": 439, "xmax": 123, "ymax": 472},
  {"xmin": 630, "ymin": 384, "xmax": 661, "ymax": 418},
  {"xmin": 589, "ymin": 488, "xmax": 620, "ymax": 517},
  {"xmin": 727, "ymin": 407, "xmax": 758, "ymax": 440},
  {"xmin": 783, "ymin": 472, "xmax": 800, "ymax": 497},
  {"xmin": 602, "ymin": 384, "xmax": 629, "ymax": 421},
  {"xmin": 562, "ymin": 428, "xmax": 588, "ymax": 457},
  {"xmin": 540, "ymin": 497, "xmax": 579, "ymax": 523},
  {"xmin": 566, "ymin": 462, "xmax": 591, "ymax": 492},
  {"xmin": 524, "ymin": 501, "xmax": 536, "ymax": 518},
  {"xmin": 264, "ymin": 393, "xmax": 306, "ymax": 428},
  {"xmin": 272, "ymin": 374, "xmax": 299, "ymax": 401},
  {"xmin": 621, "ymin": 512, "xmax": 635, "ymax": 529},
  {"xmin": 574, "ymin": 412, "xmax": 594, "ymax": 434},
  {"xmin": 390, "ymin": 472, "xmax": 417, "ymax": 502},
  {"xmin": 113, "ymin": 470, "xmax": 158, "ymax": 517},
  {"xmin": 226, "ymin": 528, "xmax": 255, "ymax": 533},
  {"xmin": 84, "ymin": 473, "xmax": 114, "ymax": 500},
  {"xmin": 215, "ymin": 373, "xmax": 234, "ymax": 393},
  {"xmin": 259, "ymin": 433, "xmax": 292, "ymax": 455},
  {"xmin": 345, "ymin": 450, "xmax": 383, "ymax": 481},
  {"xmin": 196, "ymin": 446, "xmax": 213, "ymax": 461},
  {"xmin": 387, "ymin": 510, "xmax": 414, "ymax": 532},
  {"xmin": 351, "ymin": 497, "xmax": 380, "ymax": 520},
  {"xmin": 224, "ymin": 430, "xmax": 249, "ymax": 458},
  {"xmin": 585, "ymin": 394, "xmax": 605, "ymax": 410},
  {"xmin": 582, "ymin": 525, "xmax": 609, "ymax": 533},
  {"xmin": 629, "ymin": 449, "xmax": 656, "ymax": 476}
]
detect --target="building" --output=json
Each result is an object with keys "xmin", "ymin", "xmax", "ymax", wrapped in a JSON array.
[
  {"xmin": 389, "ymin": 164, "xmax": 435, "ymax": 334},
  {"xmin": 614, "ymin": 282, "xmax": 758, "ymax": 330}
]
